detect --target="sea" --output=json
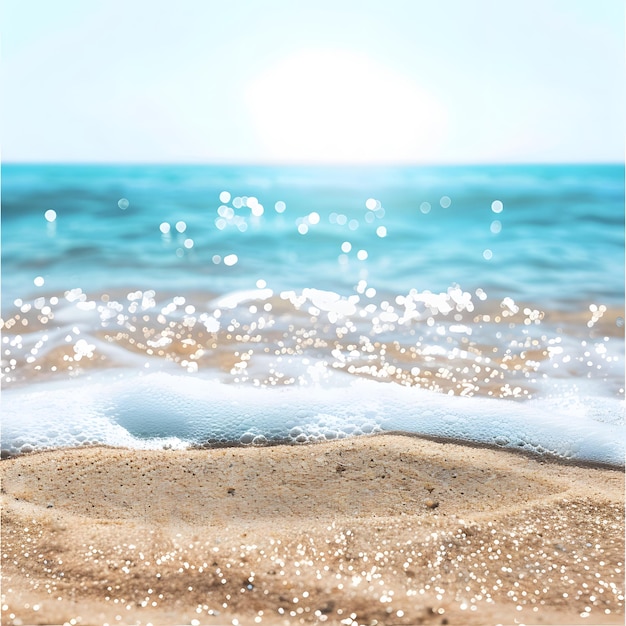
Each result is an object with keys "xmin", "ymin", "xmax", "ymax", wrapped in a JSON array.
[{"xmin": 1, "ymin": 163, "xmax": 624, "ymax": 466}]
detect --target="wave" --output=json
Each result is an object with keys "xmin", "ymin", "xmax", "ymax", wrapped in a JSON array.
[
  {"xmin": 2, "ymin": 286, "xmax": 623, "ymax": 397},
  {"xmin": 2, "ymin": 371, "xmax": 623, "ymax": 466}
]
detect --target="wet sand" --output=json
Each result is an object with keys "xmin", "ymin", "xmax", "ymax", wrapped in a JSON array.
[{"xmin": 1, "ymin": 434, "xmax": 624, "ymax": 625}]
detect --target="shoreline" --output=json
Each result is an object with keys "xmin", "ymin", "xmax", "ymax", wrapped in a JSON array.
[
  {"xmin": 4, "ymin": 429, "xmax": 624, "ymax": 471},
  {"xmin": 2, "ymin": 434, "xmax": 624, "ymax": 625}
]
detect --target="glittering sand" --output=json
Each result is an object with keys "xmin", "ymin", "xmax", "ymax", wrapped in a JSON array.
[{"xmin": 1, "ymin": 435, "xmax": 624, "ymax": 626}]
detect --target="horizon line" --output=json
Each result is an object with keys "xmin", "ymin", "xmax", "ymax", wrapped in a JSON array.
[{"xmin": 2, "ymin": 160, "xmax": 624, "ymax": 168}]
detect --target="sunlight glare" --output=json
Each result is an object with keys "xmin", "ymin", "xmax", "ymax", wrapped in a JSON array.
[{"xmin": 246, "ymin": 49, "xmax": 447, "ymax": 163}]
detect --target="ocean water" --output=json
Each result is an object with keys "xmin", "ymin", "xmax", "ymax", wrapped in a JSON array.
[{"xmin": 1, "ymin": 164, "xmax": 624, "ymax": 465}]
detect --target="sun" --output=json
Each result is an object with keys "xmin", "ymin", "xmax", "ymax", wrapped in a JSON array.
[{"xmin": 246, "ymin": 48, "xmax": 448, "ymax": 164}]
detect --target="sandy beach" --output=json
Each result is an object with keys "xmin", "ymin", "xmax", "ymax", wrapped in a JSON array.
[{"xmin": 1, "ymin": 434, "xmax": 623, "ymax": 626}]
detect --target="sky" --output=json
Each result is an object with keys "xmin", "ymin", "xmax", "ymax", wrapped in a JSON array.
[{"xmin": 2, "ymin": 0, "xmax": 624, "ymax": 164}]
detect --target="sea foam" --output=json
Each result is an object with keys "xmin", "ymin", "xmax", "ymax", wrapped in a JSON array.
[{"xmin": 2, "ymin": 372, "xmax": 623, "ymax": 466}]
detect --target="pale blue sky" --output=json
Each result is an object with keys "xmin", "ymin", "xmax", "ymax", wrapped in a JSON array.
[{"xmin": 2, "ymin": 0, "xmax": 624, "ymax": 163}]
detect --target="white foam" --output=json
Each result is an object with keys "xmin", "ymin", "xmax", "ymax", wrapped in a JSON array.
[{"xmin": 2, "ymin": 372, "xmax": 624, "ymax": 465}]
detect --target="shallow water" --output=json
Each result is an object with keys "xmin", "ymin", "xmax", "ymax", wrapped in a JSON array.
[{"xmin": 2, "ymin": 164, "xmax": 624, "ymax": 463}]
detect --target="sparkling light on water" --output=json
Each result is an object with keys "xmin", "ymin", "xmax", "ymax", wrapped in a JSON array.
[
  {"xmin": 44, "ymin": 209, "xmax": 57, "ymax": 222},
  {"xmin": 490, "ymin": 220, "xmax": 502, "ymax": 234},
  {"xmin": 118, "ymin": 198, "xmax": 130, "ymax": 210},
  {"xmin": 247, "ymin": 197, "xmax": 264, "ymax": 217},
  {"xmin": 308, "ymin": 211, "xmax": 320, "ymax": 225},
  {"xmin": 491, "ymin": 200, "xmax": 504, "ymax": 214},
  {"xmin": 2, "ymin": 284, "xmax": 622, "ymax": 408}
]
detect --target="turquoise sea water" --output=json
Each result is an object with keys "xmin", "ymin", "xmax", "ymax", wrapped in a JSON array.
[{"xmin": 2, "ymin": 164, "xmax": 624, "ymax": 463}]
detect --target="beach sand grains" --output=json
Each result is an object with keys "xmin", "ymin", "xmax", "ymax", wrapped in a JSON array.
[{"xmin": 1, "ymin": 435, "xmax": 624, "ymax": 625}]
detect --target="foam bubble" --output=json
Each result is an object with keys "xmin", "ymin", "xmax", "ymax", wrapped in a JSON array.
[{"xmin": 1, "ymin": 373, "xmax": 623, "ymax": 465}]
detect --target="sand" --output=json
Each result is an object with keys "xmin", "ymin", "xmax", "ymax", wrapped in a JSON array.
[{"xmin": 1, "ymin": 434, "xmax": 623, "ymax": 626}]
